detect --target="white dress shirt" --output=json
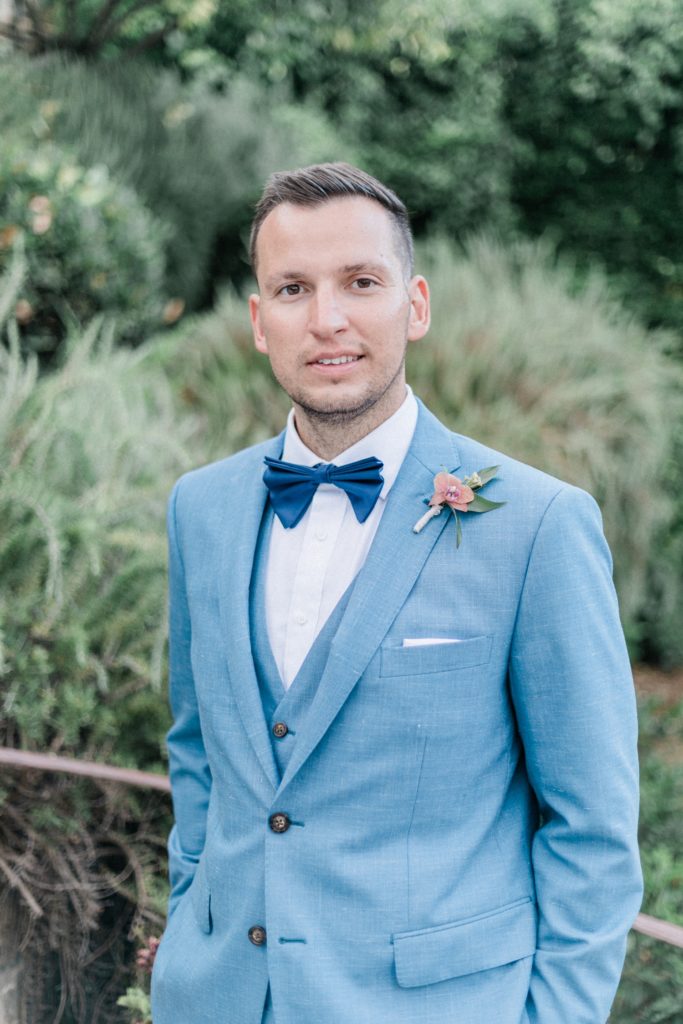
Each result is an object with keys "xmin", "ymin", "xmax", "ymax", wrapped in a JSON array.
[{"xmin": 265, "ymin": 387, "xmax": 418, "ymax": 689}]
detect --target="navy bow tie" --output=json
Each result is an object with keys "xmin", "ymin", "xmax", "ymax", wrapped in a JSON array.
[{"xmin": 263, "ymin": 455, "xmax": 385, "ymax": 529}]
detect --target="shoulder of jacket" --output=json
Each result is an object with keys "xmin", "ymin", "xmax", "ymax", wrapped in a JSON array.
[
  {"xmin": 170, "ymin": 435, "xmax": 281, "ymax": 503},
  {"xmin": 448, "ymin": 430, "xmax": 597, "ymax": 516}
]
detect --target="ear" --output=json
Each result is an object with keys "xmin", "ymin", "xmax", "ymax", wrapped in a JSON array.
[
  {"xmin": 407, "ymin": 276, "xmax": 430, "ymax": 343},
  {"xmin": 249, "ymin": 293, "xmax": 268, "ymax": 354}
]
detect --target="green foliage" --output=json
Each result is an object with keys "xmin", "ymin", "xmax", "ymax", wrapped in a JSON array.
[
  {"xmin": 409, "ymin": 236, "xmax": 683, "ymax": 660},
  {"xmin": 8, "ymin": 3, "xmax": 683, "ymax": 338},
  {"xmin": 613, "ymin": 696, "xmax": 683, "ymax": 1023},
  {"xmin": 1, "ymin": 4, "xmax": 681, "ymax": 1016},
  {"xmin": 0, "ymin": 0, "xmax": 217, "ymax": 58},
  {"xmin": 0, "ymin": 139, "xmax": 167, "ymax": 359},
  {"xmin": 0, "ymin": 52, "xmax": 346, "ymax": 310},
  {"xmin": 154, "ymin": 0, "xmax": 683, "ymax": 337},
  {"xmin": 639, "ymin": 425, "xmax": 683, "ymax": 666},
  {"xmin": 0, "ymin": 250, "xmax": 181, "ymax": 1020},
  {"xmin": 503, "ymin": 0, "xmax": 683, "ymax": 342},
  {"xmin": 117, "ymin": 987, "xmax": 151, "ymax": 1023},
  {"xmin": 152, "ymin": 290, "xmax": 291, "ymax": 460},
  {"xmin": 188, "ymin": 0, "xmax": 524, "ymax": 240},
  {"xmin": 0, "ymin": 252, "xmax": 190, "ymax": 767}
]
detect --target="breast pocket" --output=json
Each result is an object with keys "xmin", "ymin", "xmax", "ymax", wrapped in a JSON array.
[{"xmin": 380, "ymin": 635, "xmax": 493, "ymax": 677}]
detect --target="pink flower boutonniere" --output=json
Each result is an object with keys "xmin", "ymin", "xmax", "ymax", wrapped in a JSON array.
[{"xmin": 412, "ymin": 466, "xmax": 506, "ymax": 547}]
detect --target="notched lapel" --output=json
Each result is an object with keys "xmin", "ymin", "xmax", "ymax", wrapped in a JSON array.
[
  {"xmin": 277, "ymin": 403, "xmax": 461, "ymax": 795},
  {"xmin": 217, "ymin": 435, "xmax": 284, "ymax": 793}
]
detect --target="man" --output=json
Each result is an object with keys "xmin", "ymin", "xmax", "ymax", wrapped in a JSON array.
[{"xmin": 151, "ymin": 163, "xmax": 642, "ymax": 1024}]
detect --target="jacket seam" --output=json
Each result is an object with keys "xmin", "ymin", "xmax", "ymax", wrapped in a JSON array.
[
  {"xmin": 508, "ymin": 485, "xmax": 569, "ymax": 648},
  {"xmin": 170, "ymin": 477, "xmax": 188, "ymax": 579},
  {"xmin": 405, "ymin": 728, "xmax": 428, "ymax": 928}
]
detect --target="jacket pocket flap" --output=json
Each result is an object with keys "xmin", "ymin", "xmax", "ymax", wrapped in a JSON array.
[
  {"xmin": 380, "ymin": 634, "xmax": 492, "ymax": 677},
  {"xmin": 393, "ymin": 896, "xmax": 536, "ymax": 988},
  {"xmin": 190, "ymin": 856, "xmax": 213, "ymax": 935}
]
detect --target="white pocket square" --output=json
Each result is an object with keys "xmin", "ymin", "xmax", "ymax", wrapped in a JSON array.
[{"xmin": 402, "ymin": 638, "xmax": 464, "ymax": 648}]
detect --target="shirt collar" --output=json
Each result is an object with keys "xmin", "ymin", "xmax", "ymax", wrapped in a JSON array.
[{"xmin": 282, "ymin": 386, "xmax": 418, "ymax": 501}]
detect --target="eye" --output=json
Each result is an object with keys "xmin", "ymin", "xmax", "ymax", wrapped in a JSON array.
[
  {"xmin": 279, "ymin": 283, "xmax": 303, "ymax": 297},
  {"xmin": 352, "ymin": 277, "xmax": 377, "ymax": 290}
]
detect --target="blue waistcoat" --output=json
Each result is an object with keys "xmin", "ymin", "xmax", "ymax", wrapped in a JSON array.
[{"xmin": 249, "ymin": 507, "xmax": 355, "ymax": 784}]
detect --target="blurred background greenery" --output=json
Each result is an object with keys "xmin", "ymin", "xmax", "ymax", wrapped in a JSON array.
[{"xmin": 1, "ymin": 1, "xmax": 682, "ymax": 1021}]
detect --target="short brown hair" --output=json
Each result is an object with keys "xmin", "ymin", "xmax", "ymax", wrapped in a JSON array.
[{"xmin": 249, "ymin": 161, "xmax": 414, "ymax": 276}]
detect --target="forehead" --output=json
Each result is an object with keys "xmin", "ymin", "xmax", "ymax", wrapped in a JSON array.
[{"xmin": 254, "ymin": 196, "xmax": 402, "ymax": 278}]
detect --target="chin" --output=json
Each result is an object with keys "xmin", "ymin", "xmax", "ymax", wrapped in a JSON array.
[
  {"xmin": 295, "ymin": 389, "xmax": 377, "ymax": 421},
  {"xmin": 284, "ymin": 371, "xmax": 404, "ymax": 423}
]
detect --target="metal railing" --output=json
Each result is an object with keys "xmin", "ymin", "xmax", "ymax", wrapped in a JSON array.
[
  {"xmin": 0, "ymin": 746, "xmax": 171, "ymax": 792},
  {"xmin": 1, "ymin": 746, "xmax": 682, "ymax": 949}
]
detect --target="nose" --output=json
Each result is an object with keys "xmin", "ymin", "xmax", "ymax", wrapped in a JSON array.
[{"xmin": 307, "ymin": 285, "xmax": 348, "ymax": 338}]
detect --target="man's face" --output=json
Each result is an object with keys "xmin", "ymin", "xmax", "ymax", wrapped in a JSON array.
[{"xmin": 249, "ymin": 196, "xmax": 430, "ymax": 426}]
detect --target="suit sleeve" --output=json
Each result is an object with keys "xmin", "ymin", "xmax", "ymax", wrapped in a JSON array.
[
  {"xmin": 164, "ymin": 478, "xmax": 212, "ymax": 916},
  {"xmin": 508, "ymin": 485, "xmax": 643, "ymax": 1023}
]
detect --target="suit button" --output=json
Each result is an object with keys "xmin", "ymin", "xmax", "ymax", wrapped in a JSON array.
[
  {"xmin": 269, "ymin": 812, "xmax": 291, "ymax": 833},
  {"xmin": 272, "ymin": 722, "xmax": 288, "ymax": 739},
  {"xmin": 248, "ymin": 925, "xmax": 267, "ymax": 946}
]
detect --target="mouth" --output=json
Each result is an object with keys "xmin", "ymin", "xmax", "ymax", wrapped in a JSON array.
[{"xmin": 310, "ymin": 355, "xmax": 362, "ymax": 366}]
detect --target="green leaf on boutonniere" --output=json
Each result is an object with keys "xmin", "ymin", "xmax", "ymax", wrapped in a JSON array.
[
  {"xmin": 468, "ymin": 495, "xmax": 507, "ymax": 513},
  {"xmin": 467, "ymin": 465, "xmax": 500, "ymax": 488}
]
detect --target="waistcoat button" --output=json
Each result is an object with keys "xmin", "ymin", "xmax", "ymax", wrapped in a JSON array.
[
  {"xmin": 248, "ymin": 925, "xmax": 267, "ymax": 946},
  {"xmin": 269, "ymin": 812, "xmax": 291, "ymax": 833},
  {"xmin": 272, "ymin": 722, "xmax": 288, "ymax": 739}
]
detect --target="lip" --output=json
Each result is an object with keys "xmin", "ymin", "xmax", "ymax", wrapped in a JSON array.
[
  {"xmin": 307, "ymin": 353, "xmax": 364, "ymax": 375},
  {"xmin": 306, "ymin": 353, "xmax": 363, "ymax": 364}
]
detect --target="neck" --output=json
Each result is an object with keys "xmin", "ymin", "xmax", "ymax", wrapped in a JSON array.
[{"xmin": 293, "ymin": 383, "xmax": 406, "ymax": 461}]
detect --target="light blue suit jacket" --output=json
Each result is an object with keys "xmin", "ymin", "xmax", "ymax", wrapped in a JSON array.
[{"xmin": 151, "ymin": 401, "xmax": 642, "ymax": 1024}]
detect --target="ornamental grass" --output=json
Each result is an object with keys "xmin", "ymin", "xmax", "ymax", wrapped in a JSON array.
[
  {"xmin": 0, "ymin": 250, "xmax": 191, "ymax": 1020},
  {"xmin": 411, "ymin": 235, "xmax": 683, "ymax": 661}
]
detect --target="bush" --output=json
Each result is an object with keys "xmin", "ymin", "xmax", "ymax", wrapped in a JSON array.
[
  {"xmin": 0, "ymin": 139, "xmax": 168, "ymax": 360},
  {"xmin": 198, "ymin": 0, "xmax": 523, "ymax": 241},
  {"xmin": 0, "ymin": 255, "xmax": 190, "ymax": 765},
  {"xmin": 613, "ymin": 696, "xmax": 683, "ymax": 1023},
  {"xmin": 0, "ymin": 52, "xmax": 347, "ymax": 309},
  {"xmin": 165, "ymin": 0, "xmax": 683, "ymax": 338},
  {"xmin": 412, "ymin": 235, "xmax": 682, "ymax": 662},
  {"xmin": 0, "ymin": 252, "xmax": 191, "ymax": 1020},
  {"xmin": 504, "ymin": 0, "xmax": 683, "ymax": 341},
  {"xmin": 639, "ymin": 425, "xmax": 683, "ymax": 666},
  {"xmin": 151, "ymin": 289, "xmax": 291, "ymax": 462}
]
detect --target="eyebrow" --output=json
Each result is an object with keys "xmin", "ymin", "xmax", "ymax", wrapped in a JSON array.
[
  {"xmin": 340, "ymin": 262, "xmax": 390, "ymax": 276},
  {"xmin": 263, "ymin": 271, "xmax": 307, "ymax": 290},
  {"xmin": 264, "ymin": 262, "xmax": 390, "ymax": 291}
]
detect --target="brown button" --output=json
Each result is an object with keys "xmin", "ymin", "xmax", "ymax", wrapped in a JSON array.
[
  {"xmin": 248, "ymin": 925, "xmax": 267, "ymax": 946},
  {"xmin": 272, "ymin": 722, "xmax": 288, "ymax": 739},
  {"xmin": 269, "ymin": 812, "xmax": 291, "ymax": 833}
]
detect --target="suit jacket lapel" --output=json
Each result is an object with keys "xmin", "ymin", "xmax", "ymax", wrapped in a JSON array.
[
  {"xmin": 218, "ymin": 433, "xmax": 284, "ymax": 793},
  {"xmin": 277, "ymin": 402, "xmax": 461, "ymax": 795}
]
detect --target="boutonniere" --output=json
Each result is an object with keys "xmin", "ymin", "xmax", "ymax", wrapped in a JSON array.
[{"xmin": 412, "ymin": 467, "xmax": 506, "ymax": 547}]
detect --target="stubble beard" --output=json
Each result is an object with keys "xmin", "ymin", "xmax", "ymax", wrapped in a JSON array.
[{"xmin": 285, "ymin": 355, "xmax": 407, "ymax": 430}]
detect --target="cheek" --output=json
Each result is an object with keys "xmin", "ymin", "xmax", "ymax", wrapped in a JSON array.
[
  {"xmin": 265, "ymin": 345, "xmax": 295, "ymax": 380},
  {"xmin": 367, "ymin": 322, "xmax": 411, "ymax": 365},
  {"xmin": 259, "ymin": 318, "xmax": 299, "ymax": 361},
  {"xmin": 361, "ymin": 301, "xmax": 410, "ymax": 341}
]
